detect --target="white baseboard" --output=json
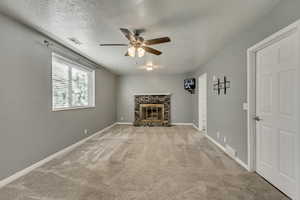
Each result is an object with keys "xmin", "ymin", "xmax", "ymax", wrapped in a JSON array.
[
  {"xmin": 116, "ymin": 122, "xmax": 133, "ymax": 125},
  {"xmin": 193, "ymin": 125, "xmax": 248, "ymax": 170},
  {"xmin": 205, "ymin": 134, "xmax": 250, "ymax": 171},
  {"xmin": 235, "ymin": 157, "xmax": 250, "ymax": 170},
  {"xmin": 171, "ymin": 123, "xmax": 193, "ymax": 126},
  {"xmin": 192, "ymin": 123, "xmax": 208, "ymax": 135},
  {"xmin": 116, "ymin": 122, "xmax": 194, "ymax": 126},
  {"xmin": 192, "ymin": 123, "xmax": 200, "ymax": 131},
  {"xmin": 206, "ymin": 134, "xmax": 227, "ymax": 152},
  {"xmin": 0, "ymin": 122, "xmax": 117, "ymax": 189}
]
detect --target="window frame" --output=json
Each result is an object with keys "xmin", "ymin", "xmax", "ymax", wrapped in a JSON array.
[{"xmin": 51, "ymin": 53, "xmax": 95, "ymax": 111}]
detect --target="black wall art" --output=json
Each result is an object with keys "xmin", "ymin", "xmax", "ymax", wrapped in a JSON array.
[
  {"xmin": 213, "ymin": 76, "xmax": 230, "ymax": 95},
  {"xmin": 184, "ymin": 78, "xmax": 196, "ymax": 94}
]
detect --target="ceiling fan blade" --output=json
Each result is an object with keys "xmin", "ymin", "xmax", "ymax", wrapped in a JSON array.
[
  {"xmin": 120, "ymin": 28, "xmax": 135, "ymax": 41},
  {"xmin": 100, "ymin": 44, "xmax": 128, "ymax": 46},
  {"xmin": 142, "ymin": 46, "xmax": 162, "ymax": 55},
  {"xmin": 144, "ymin": 37, "xmax": 171, "ymax": 45}
]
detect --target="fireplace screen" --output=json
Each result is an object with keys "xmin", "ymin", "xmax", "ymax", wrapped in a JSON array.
[{"xmin": 140, "ymin": 104, "xmax": 164, "ymax": 122}]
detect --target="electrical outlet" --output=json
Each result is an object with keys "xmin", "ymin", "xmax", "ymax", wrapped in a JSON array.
[
  {"xmin": 243, "ymin": 102, "xmax": 248, "ymax": 111},
  {"xmin": 217, "ymin": 131, "xmax": 220, "ymax": 139},
  {"xmin": 84, "ymin": 129, "xmax": 88, "ymax": 135},
  {"xmin": 224, "ymin": 136, "xmax": 227, "ymax": 143},
  {"xmin": 225, "ymin": 144, "xmax": 236, "ymax": 158},
  {"xmin": 120, "ymin": 116, "xmax": 124, "ymax": 121}
]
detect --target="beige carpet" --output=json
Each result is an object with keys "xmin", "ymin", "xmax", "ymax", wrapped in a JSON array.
[{"xmin": 0, "ymin": 125, "xmax": 288, "ymax": 200}]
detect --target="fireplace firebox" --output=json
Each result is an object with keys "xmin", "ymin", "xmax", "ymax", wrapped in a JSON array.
[{"xmin": 140, "ymin": 104, "xmax": 164, "ymax": 123}]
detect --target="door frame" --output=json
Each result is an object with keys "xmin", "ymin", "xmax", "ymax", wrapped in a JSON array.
[
  {"xmin": 198, "ymin": 73, "xmax": 207, "ymax": 134},
  {"xmin": 247, "ymin": 20, "xmax": 300, "ymax": 199}
]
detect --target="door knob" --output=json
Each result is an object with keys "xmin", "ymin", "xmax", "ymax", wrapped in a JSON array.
[{"xmin": 254, "ymin": 116, "xmax": 262, "ymax": 121}]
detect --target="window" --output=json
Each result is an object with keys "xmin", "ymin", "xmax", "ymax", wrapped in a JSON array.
[{"xmin": 52, "ymin": 53, "xmax": 95, "ymax": 111}]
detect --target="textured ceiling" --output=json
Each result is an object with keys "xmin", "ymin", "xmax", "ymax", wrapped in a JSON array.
[{"xmin": 0, "ymin": 0, "xmax": 280, "ymax": 75}]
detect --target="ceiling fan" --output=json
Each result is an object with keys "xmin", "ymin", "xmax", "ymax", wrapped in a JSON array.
[{"xmin": 100, "ymin": 28, "xmax": 171, "ymax": 58}]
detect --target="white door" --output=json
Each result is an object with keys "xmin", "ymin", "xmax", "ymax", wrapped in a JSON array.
[
  {"xmin": 198, "ymin": 73, "xmax": 207, "ymax": 132},
  {"xmin": 256, "ymin": 31, "xmax": 299, "ymax": 199}
]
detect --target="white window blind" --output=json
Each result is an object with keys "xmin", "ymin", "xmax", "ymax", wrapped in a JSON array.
[{"xmin": 52, "ymin": 53, "xmax": 95, "ymax": 111}]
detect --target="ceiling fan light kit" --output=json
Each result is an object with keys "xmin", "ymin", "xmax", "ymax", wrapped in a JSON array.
[
  {"xmin": 142, "ymin": 61, "xmax": 159, "ymax": 72},
  {"xmin": 137, "ymin": 47, "xmax": 145, "ymax": 57},
  {"xmin": 128, "ymin": 46, "xmax": 136, "ymax": 57},
  {"xmin": 146, "ymin": 67, "xmax": 153, "ymax": 71}
]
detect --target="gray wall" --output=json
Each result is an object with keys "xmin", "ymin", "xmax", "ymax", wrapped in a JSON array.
[
  {"xmin": 192, "ymin": 0, "xmax": 300, "ymax": 164},
  {"xmin": 0, "ymin": 14, "xmax": 117, "ymax": 180},
  {"xmin": 117, "ymin": 74, "xmax": 192, "ymax": 123}
]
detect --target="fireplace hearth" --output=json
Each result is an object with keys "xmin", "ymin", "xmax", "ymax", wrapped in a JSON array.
[{"xmin": 134, "ymin": 94, "xmax": 171, "ymax": 126}]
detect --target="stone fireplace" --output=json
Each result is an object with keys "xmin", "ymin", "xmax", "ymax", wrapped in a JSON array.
[{"xmin": 134, "ymin": 94, "xmax": 171, "ymax": 126}]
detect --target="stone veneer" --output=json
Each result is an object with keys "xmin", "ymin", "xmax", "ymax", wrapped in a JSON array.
[{"xmin": 134, "ymin": 95, "xmax": 171, "ymax": 126}]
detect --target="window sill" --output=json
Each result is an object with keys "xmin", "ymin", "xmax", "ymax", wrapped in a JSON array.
[{"xmin": 52, "ymin": 106, "xmax": 96, "ymax": 112}]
